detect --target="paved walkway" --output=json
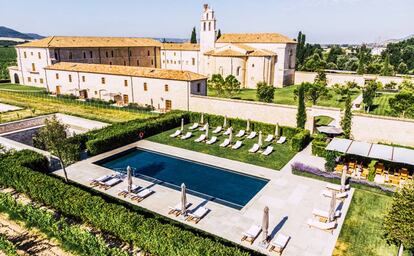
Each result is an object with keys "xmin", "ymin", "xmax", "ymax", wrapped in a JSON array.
[{"xmin": 55, "ymin": 140, "xmax": 353, "ymax": 256}]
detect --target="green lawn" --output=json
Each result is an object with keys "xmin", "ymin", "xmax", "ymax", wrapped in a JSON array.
[
  {"xmin": 334, "ymin": 189, "xmax": 404, "ymax": 256},
  {"xmin": 208, "ymin": 85, "xmax": 361, "ymax": 109},
  {"xmin": 315, "ymin": 116, "xmax": 334, "ymax": 126},
  {"xmin": 147, "ymin": 125, "xmax": 297, "ymax": 170},
  {"xmin": 0, "ymin": 83, "xmax": 45, "ymax": 92},
  {"xmin": 366, "ymin": 92, "xmax": 395, "ymax": 117}
]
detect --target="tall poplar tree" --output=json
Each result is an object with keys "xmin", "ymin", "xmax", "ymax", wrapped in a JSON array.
[
  {"xmin": 190, "ymin": 27, "xmax": 197, "ymax": 44},
  {"xmin": 296, "ymin": 83, "xmax": 307, "ymax": 129}
]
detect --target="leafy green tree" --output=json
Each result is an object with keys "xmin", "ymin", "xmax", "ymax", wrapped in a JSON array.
[
  {"xmin": 366, "ymin": 62, "xmax": 383, "ymax": 74},
  {"xmin": 332, "ymin": 81, "xmax": 358, "ymax": 100},
  {"xmin": 326, "ymin": 45, "xmax": 345, "ymax": 64},
  {"xmin": 224, "ymin": 75, "xmax": 241, "ymax": 96},
  {"xmin": 399, "ymin": 79, "xmax": 414, "ymax": 91},
  {"xmin": 36, "ymin": 116, "xmax": 79, "ymax": 182},
  {"xmin": 341, "ymin": 93, "xmax": 352, "ymax": 138},
  {"xmin": 302, "ymin": 53, "xmax": 326, "ymax": 71},
  {"xmin": 190, "ymin": 27, "xmax": 197, "ymax": 44},
  {"xmin": 208, "ymin": 74, "xmax": 225, "ymax": 95},
  {"xmin": 217, "ymin": 29, "xmax": 222, "ymax": 40},
  {"xmin": 384, "ymin": 81, "xmax": 397, "ymax": 90},
  {"xmin": 362, "ymin": 81, "xmax": 381, "ymax": 112},
  {"xmin": 296, "ymin": 83, "xmax": 307, "ymax": 129},
  {"xmin": 381, "ymin": 54, "xmax": 395, "ymax": 76},
  {"xmin": 397, "ymin": 62, "xmax": 408, "ymax": 74},
  {"xmin": 256, "ymin": 82, "xmax": 275, "ymax": 103},
  {"xmin": 305, "ymin": 83, "xmax": 329, "ymax": 105},
  {"xmin": 389, "ymin": 91, "xmax": 414, "ymax": 118},
  {"xmin": 326, "ymin": 62, "xmax": 338, "ymax": 70},
  {"xmin": 314, "ymin": 70, "xmax": 328, "ymax": 86},
  {"xmin": 383, "ymin": 181, "xmax": 414, "ymax": 256}
]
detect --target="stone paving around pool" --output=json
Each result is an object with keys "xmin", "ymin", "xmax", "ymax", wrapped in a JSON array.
[{"xmin": 55, "ymin": 140, "xmax": 354, "ymax": 256}]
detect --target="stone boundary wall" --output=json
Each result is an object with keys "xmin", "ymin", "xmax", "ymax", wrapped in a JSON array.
[
  {"xmin": 0, "ymin": 115, "xmax": 51, "ymax": 134},
  {"xmin": 295, "ymin": 71, "xmax": 413, "ymax": 87}
]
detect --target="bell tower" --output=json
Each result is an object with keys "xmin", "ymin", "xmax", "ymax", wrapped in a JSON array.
[{"xmin": 200, "ymin": 4, "xmax": 216, "ymax": 54}]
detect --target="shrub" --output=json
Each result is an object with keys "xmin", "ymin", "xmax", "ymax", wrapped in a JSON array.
[
  {"xmin": 311, "ymin": 133, "xmax": 328, "ymax": 157},
  {"xmin": 368, "ymin": 160, "xmax": 377, "ymax": 182},
  {"xmin": 290, "ymin": 129, "xmax": 311, "ymax": 152},
  {"xmin": 0, "ymin": 151, "xmax": 255, "ymax": 256},
  {"xmin": 256, "ymin": 82, "xmax": 275, "ymax": 103},
  {"xmin": 0, "ymin": 233, "xmax": 18, "ymax": 256},
  {"xmin": 325, "ymin": 150, "xmax": 337, "ymax": 172}
]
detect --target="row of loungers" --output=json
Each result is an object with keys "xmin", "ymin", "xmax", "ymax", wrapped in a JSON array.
[
  {"xmin": 168, "ymin": 203, "xmax": 210, "ymax": 224},
  {"xmin": 241, "ymin": 223, "xmax": 290, "ymax": 254},
  {"xmin": 306, "ymin": 183, "xmax": 350, "ymax": 234}
]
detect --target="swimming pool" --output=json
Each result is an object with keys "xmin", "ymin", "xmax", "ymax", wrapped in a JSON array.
[{"xmin": 96, "ymin": 148, "xmax": 268, "ymax": 209}]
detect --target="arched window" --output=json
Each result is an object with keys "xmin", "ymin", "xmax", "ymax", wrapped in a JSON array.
[
  {"xmin": 208, "ymin": 22, "xmax": 211, "ymax": 31},
  {"xmin": 203, "ymin": 22, "xmax": 206, "ymax": 31},
  {"xmin": 236, "ymin": 66, "xmax": 241, "ymax": 76},
  {"xmin": 206, "ymin": 13, "xmax": 209, "ymax": 20}
]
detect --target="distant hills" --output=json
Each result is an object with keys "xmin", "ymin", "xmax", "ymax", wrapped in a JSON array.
[
  {"xmin": 380, "ymin": 34, "xmax": 414, "ymax": 46},
  {"xmin": 0, "ymin": 26, "xmax": 44, "ymax": 41}
]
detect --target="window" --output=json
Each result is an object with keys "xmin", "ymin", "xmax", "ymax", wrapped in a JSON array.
[
  {"xmin": 137, "ymin": 60, "xmax": 140, "ymax": 66},
  {"xmin": 174, "ymin": 61, "xmax": 176, "ymax": 64},
  {"xmin": 111, "ymin": 50, "xmax": 114, "ymax": 57},
  {"xmin": 252, "ymin": 64, "xmax": 255, "ymax": 68},
  {"xmin": 163, "ymin": 60, "xmax": 165, "ymax": 64},
  {"xmin": 38, "ymin": 52, "xmax": 41, "ymax": 59},
  {"xmin": 206, "ymin": 13, "xmax": 209, "ymax": 20},
  {"xmin": 109, "ymin": 61, "xmax": 112, "ymax": 65},
  {"xmin": 82, "ymin": 76, "xmax": 86, "ymax": 82},
  {"xmin": 143, "ymin": 82, "xmax": 148, "ymax": 91},
  {"xmin": 124, "ymin": 80, "xmax": 128, "ymax": 87},
  {"xmin": 40, "ymin": 78, "xmax": 44, "ymax": 84},
  {"xmin": 69, "ymin": 74, "xmax": 72, "ymax": 82},
  {"xmin": 162, "ymin": 52, "xmax": 165, "ymax": 55},
  {"xmin": 23, "ymin": 52, "xmax": 27, "ymax": 58},
  {"xmin": 56, "ymin": 73, "xmax": 59, "ymax": 79},
  {"xmin": 124, "ymin": 61, "xmax": 126, "ymax": 66},
  {"xmin": 95, "ymin": 91, "xmax": 98, "ymax": 95},
  {"xmin": 147, "ymin": 50, "xmax": 150, "ymax": 56},
  {"xmin": 31, "ymin": 63, "xmax": 36, "ymax": 72},
  {"xmin": 178, "ymin": 61, "xmax": 181, "ymax": 64},
  {"xmin": 31, "ymin": 52, "xmax": 33, "ymax": 56},
  {"xmin": 197, "ymin": 83, "xmax": 201, "ymax": 93},
  {"xmin": 129, "ymin": 50, "xmax": 132, "ymax": 57},
  {"xmin": 28, "ymin": 77, "xmax": 31, "ymax": 82},
  {"xmin": 89, "ymin": 51, "xmax": 93, "ymax": 58},
  {"xmin": 192, "ymin": 58, "xmax": 196, "ymax": 66},
  {"xmin": 34, "ymin": 78, "xmax": 37, "ymax": 83},
  {"xmin": 54, "ymin": 52, "xmax": 58, "ymax": 60},
  {"xmin": 174, "ymin": 52, "xmax": 176, "ymax": 56},
  {"xmin": 164, "ymin": 84, "xmax": 169, "ymax": 92},
  {"xmin": 236, "ymin": 66, "xmax": 241, "ymax": 76},
  {"xmin": 106, "ymin": 51, "xmax": 109, "ymax": 58},
  {"xmin": 83, "ymin": 52, "xmax": 86, "ymax": 59},
  {"xmin": 203, "ymin": 22, "xmax": 206, "ymax": 31},
  {"xmin": 208, "ymin": 22, "xmax": 211, "ymax": 31},
  {"xmin": 151, "ymin": 59, "xmax": 154, "ymax": 65},
  {"xmin": 101, "ymin": 77, "xmax": 105, "ymax": 84},
  {"xmin": 69, "ymin": 52, "xmax": 73, "ymax": 59}
]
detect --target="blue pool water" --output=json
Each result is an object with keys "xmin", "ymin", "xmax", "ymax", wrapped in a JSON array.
[{"xmin": 96, "ymin": 148, "xmax": 268, "ymax": 209}]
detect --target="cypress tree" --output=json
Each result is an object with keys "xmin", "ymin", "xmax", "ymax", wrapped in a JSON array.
[
  {"xmin": 217, "ymin": 29, "xmax": 222, "ymax": 40},
  {"xmin": 341, "ymin": 93, "xmax": 352, "ymax": 138},
  {"xmin": 296, "ymin": 83, "xmax": 307, "ymax": 129},
  {"xmin": 190, "ymin": 27, "xmax": 197, "ymax": 44}
]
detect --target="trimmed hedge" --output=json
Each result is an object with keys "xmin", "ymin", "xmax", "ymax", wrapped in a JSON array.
[
  {"xmin": 290, "ymin": 130, "xmax": 311, "ymax": 152},
  {"xmin": 0, "ymin": 151, "xmax": 257, "ymax": 256},
  {"xmin": 311, "ymin": 133, "xmax": 329, "ymax": 157},
  {"xmin": 86, "ymin": 111, "xmax": 188, "ymax": 155}
]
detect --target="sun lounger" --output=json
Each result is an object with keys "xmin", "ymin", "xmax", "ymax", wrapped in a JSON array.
[
  {"xmin": 90, "ymin": 174, "xmax": 113, "ymax": 186},
  {"xmin": 180, "ymin": 132, "xmax": 192, "ymax": 140},
  {"xmin": 322, "ymin": 190, "xmax": 348, "ymax": 200},
  {"xmin": 241, "ymin": 224, "xmax": 261, "ymax": 244},
  {"xmin": 223, "ymin": 127, "xmax": 232, "ymax": 135},
  {"xmin": 312, "ymin": 209, "xmax": 341, "ymax": 220},
  {"xmin": 199, "ymin": 124, "xmax": 208, "ymax": 131},
  {"xmin": 170, "ymin": 129, "xmax": 181, "ymax": 138},
  {"xmin": 189, "ymin": 123, "xmax": 199, "ymax": 130},
  {"xmin": 168, "ymin": 202, "xmax": 191, "ymax": 216},
  {"xmin": 118, "ymin": 185, "xmax": 140, "ymax": 197},
  {"xmin": 307, "ymin": 219, "xmax": 336, "ymax": 233},
  {"xmin": 269, "ymin": 233, "xmax": 290, "ymax": 254},
  {"xmin": 206, "ymin": 136, "xmax": 217, "ymax": 145},
  {"xmin": 232, "ymin": 140, "xmax": 242, "ymax": 150},
  {"xmin": 276, "ymin": 136, "xmax": 286, "ymax": 144},
  {"xmin": 212, "ymin": 126, "xmax": 222, "ymax": 134},
  {"xmin": 220, "ymin": 138, "xmax": 230, "ymax": 147},
  {"xmin": 265, "ymin": 134, "xmax": 274, "ymax": 142},
  {"xmin": 326, "ymin": 183, "xmax": 350, "ymax": 191},
  {"xmin": 248, "ymin": 143, "xmax": 260, "ymax": 153},
  {"xmin": 262, "ymin": 146, "xmax": 273, "ymax": 156},
  {"xmin": 195, "ymin": 134, "xmax": 206, "ymax": 142},
  {"xmin": 246, "ymin": 131, "xmax": 257, "ymax": 139},
  {"xmin": 186, "ymin": 207, "xmax": 209, "ymax": 224},
  {"xmin": 235, "ymin": 130, "xmax": 245, "ymax": 138},
  {"xmin": 99, "ymin": 177, "xmax": 122, "ymax": 190},
  {"xmin": 131, "ymin": 188, "xmax": 153, "ymax": 202}
]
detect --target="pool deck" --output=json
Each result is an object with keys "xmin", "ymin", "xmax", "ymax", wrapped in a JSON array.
[{"xmin": 55, "ymin": 140, "xmax": 354, "ymax": 256}]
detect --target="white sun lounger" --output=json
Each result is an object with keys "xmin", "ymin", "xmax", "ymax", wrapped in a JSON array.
[
  {"xmin": 262, "ymin": 146, "xmax": 273, "ymax": 156},
  {"xmin": 235, "ymin": 130, "xmax": 245, "ymax": 137},
  {"xmin": 223, "ymin": 127, "xmax": 232, "ymax": 136},
  {"xmin": 322, "ymin": 190, "xmax": 348, "ymax": 200},
  {"xmin": 199, "ymin": 124, "xmax": 208, "ymax": 131},
  {"xmin": 118, "ymin": 185, "xmax": 140, "ymax": 197},
  {"xmin": 276, "ymin": 136, "xmax": 287, "ymax": 144},
  {"xmin": 186, "ymin": 207, "xmax": 209, "ymax": 224},
  {"xmin": 99, "ymin": 178, "xmax": 122, "ymax": 190},
  {"xmin": 269, "ymin": 233, "xmax": 291, "ymax": 254},
  {"xmin": 169, "ymin": 129, "xmax": 181, "ymax": 138},
  {"xmin": 189, "ymin": 123, "xmax": 199, "ymax": 130},
  {"xmin": 195, "ymin": 134, "xmax": 206, "ymax": 142},
  {"xmin": 90, "ymin": 174, "xmax": 113, "ymax": 186},
  {"xmin": 181, "ymin": 132, "xmax": 192, "ymax": 140},
  {"xmin": 241, "ymin": 224, "xmax": 261, "ymax": 244},
  {"xmin": 265, "ymin": 134, "xmax": 274, "ymax": 142},
  {"xmin": 312, "ymin": 208, "xmax": 341, "ymax": 219},
  {"xmin": 206, "ymin": 136, "xmax": 217, "ymax": 145},
  {"xmin": 168, "ymin": 202, "xmax": 191, "ymax": 216},
  {"xmin": 220, "ymin": 138, "xmax": 230, "ymax": 147},
  {"xmin": 326, "ymin": 183, "xmax": 350, "ymax": 191},
  {"xmin": 307, "ymin": 218, "xmax": 336, "ymax": 233},
  {"xmin": 131, "ymin": 188, "xmax": 153, "ymax": 202},
  {"xmin": 232, "ymin": 140, "xmax": 242, "ymax": 150},
  {"xmin": 248, "ymin": 143, "xmax": 260, "ymax": 153},
  {"xmin": 212, "ymin": 126, "xmax": 222, "ymax": 134},
  {"xmin": 246, "ymin": 131, "xmax": 257, "ymax": 139}
]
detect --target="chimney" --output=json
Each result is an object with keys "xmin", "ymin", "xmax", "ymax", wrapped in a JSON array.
[{"xmin": 203, "ymin": 4, "xmax": 209, "ymax": 10}]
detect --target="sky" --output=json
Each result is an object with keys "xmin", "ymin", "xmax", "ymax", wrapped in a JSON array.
[{"xmin": 1, "ymin": 0, "xmax": 413, "ymax": 44}]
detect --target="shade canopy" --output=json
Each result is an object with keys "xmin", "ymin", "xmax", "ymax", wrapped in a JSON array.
[
  {"xmin": 317, "ymin": 126, "xmax": 343, "ymax": 135},
  {"xmin": 326, "ymin": 138, "xmax": 414, "ymax": 166}
]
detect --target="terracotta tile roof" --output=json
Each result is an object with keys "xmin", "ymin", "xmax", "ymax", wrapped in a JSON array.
[
  {"xmin": 162, "ymin": 43, "xmax": 200, "ymax": 51},
  {"xmin": 204, "ymin": 48, "xmax": 276, "ymax": 57},
  {"xmin": 45, "ymin": 62, "xmax": 206, "ymax": 81},
  {"xmin": 216, "ymin": 33, "xmax": 296, "ymax": 44},
  {"xmin": 16, "ymin": 36, "xmax": 162, "ymax": 48}
]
